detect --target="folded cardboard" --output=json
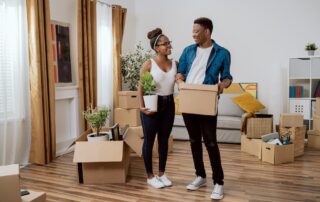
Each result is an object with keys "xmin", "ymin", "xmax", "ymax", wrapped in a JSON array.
[
  {"xmin": 21, "ymin": 190, "xmax": 46, "ymax": 202},
  {"xmin": 115, "ymin": 108, "xmax": 141, "ymax": 127},
  {"xmin": 241, "ymin": 135, "xmax": 262, "ymax": 159},
  {"xmin": 178, "ymin": 83, "xmax": 218, "ymax": 116},
  {"xmin": 246, "ymin": 114, "xmax": 273, "ymax": 138},
  {"xmin": 313, "ymin": 114, "xmax": 320, "ymax": 131},
  {"xmin": 124, "ymin": 126, "xmax": 144, "ymax": 157},
  {"xmin": 279, "ymin": 113, "xmax": 304, "ymax": 127},
  {"xmin": 73, "ymin": 129, "xmax": 131, "ymax": 184},
  {"xmin": 153, "ymin": 135, "xmax": 174, "ymax": 158},
  {"xmin": 307, "ymin": 130, "xmax": 320, "ymax": 149},
  {"xmin": 118, "ymin": 91, "xmax": 139, "ymax": 109},
  {"xmin": 279, "ymin": 126, "xmax": 306, "ymax": 157},
  {"xmin": 261, "ymin": 142, "xmax": 294, "ymax": 165},
  {"xmin": 0, "ymin": 164, "xmax": 21, "ymax": 202}
]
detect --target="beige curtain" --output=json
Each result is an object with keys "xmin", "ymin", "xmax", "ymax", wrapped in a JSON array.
[
  {"xmin": 78, "ymin": 0, "xmax": 97, "ymax": 132},
  {"xmin": 112, "ymin": 5, "xmax": 127, "ymax": 109},
  {"xmin": 27, "ymin": 0, "xmax": 56, "ymax": 164}
]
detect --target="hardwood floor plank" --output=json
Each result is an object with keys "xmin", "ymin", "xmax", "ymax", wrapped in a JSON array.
[{"xmin": 20, "ymin": 141, "xmax": 320, "ymax": 202}]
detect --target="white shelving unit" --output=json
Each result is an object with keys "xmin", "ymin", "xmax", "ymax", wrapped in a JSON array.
[{"xmin": 288, "ymin": 56, "xmax": 320, "ymax": 130}]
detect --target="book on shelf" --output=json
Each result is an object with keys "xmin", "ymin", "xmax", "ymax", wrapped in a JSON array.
[
  {"xmin": 313, "ymin": 80, "xmax": 320, "ymax": 98},
  {"xmin": 289, "ymin": 86, "xmax": 304, "ymax": 98}
]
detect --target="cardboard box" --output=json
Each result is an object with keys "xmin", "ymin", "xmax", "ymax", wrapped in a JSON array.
[
  {"xmin": 124, "ymin": 126, "xmax": 144, "ymax": 157},
  {"xmin": 261, "ymin": 143, "xmax": 294, "ymax": 165},
  {"xmin": 246, "ymin": 114, "xmax": 273, "ymax": 138},
  {"xmin": 178, "ymin": 83, "xmax": 218, "ymax": 116},
  {"xmin": 0, "ymin": 164, "xmax": 21, "ymax": 202},
  {"xmin": 153, "ymin": 135, "xmax": 174, "ymax": 158},
  {"xmin": 316, "ymin": 97, "xmax": 320, "ymax": 115},
  {"xmin": 21, "ymin": 190, "xmax": 46, "ymax": 202},
  {"xmin": 280, "ymin": 113, "xmax": 304, "ymax": 127},
  {"xmin": 241, "ymin": 135, "xmax": 262, "ymax": 159},
  {"xmin": 73, "ymin": 129, "xmax": 131, "ymax": 184},
  {"xmin": 118, "ymin": 91, "xmax": 139, "ymax": 109},
  {"xmin": 307, "ymin": 130, "xmax": 320, "ymax": 149},
  {"xmin": 313, "ymin": 114, "xmax": 320, "ymax": 131},
  {"xmin": 279, "ymin": 126, "xmax": 306, "ymax": 157},
  {"xmin": 115, "ymin": 108, "xmax": 141, "ymax": 127}
]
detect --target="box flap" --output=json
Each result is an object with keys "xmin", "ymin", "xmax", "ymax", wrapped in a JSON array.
[
  {"xmin": 73, "ymin": 141, "xmax": 124, "ymax": 163},
  {"xmin": 180, "ymin": 83, "xmax": 218, "ymax": 92},
  {"xmin": 118, "ymin": 91, "xmax": 138, "ymax": 96},
  {"xmin": 0, "ymin": 164, "xmax": 19, "ymax": 177},
  {"xmin": 68, "ymin": 128, "xmax": 112, "ymax": 148}
]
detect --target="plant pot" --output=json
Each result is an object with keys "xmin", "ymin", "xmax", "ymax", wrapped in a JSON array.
[
  {"xmin": 143, "ymin": 94, "xmax": 158, "ymax": 112},
  {"xmin": 307, "ymin": 50, "xmax": 315, "ymax": 56},
  {"xmin": 87, "ymin": 132, "xmax": 110, "ymax": 142}
]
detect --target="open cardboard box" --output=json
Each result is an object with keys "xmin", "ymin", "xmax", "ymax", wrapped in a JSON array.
[
  {"xmin": 178, "ymin": 83, "xmax": 218, "ymax": 116},
  {"xmin": 261, "ymin": 142, "xmax": 294, "ymax": 165},
  {"xmin": 73, "ymin": 128, "xmax": 132, "ymax": 184}
]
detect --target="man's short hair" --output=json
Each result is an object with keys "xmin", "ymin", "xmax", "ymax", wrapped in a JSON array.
[{"xmin": 194, "ymin": 17, "xmax": 213, "ymax": 33}]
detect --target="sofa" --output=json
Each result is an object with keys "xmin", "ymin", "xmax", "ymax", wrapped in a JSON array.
[{"xmin": 172, "ymin": 93, "xmax": 244, "ymax": 143}]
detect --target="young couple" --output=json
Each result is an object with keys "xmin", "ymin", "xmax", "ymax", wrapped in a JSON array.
[{"xmin": 138, "ymin": 17, "xmax": 233, "ymax": 200}]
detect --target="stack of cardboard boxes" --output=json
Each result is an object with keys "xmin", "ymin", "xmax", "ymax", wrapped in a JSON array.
[
  {"xmin": 0, "ymin": 164, "xmax": 46, "ymax": 202},
  {"xmin": 307, "ymin": 98, "xmax": 320, "ymax": 148}
]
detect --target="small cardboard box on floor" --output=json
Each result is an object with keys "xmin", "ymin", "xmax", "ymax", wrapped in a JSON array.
[
  {"xmin": 316, "ymin": 97, "xmax": 320, "ymax": 115},
  {"xmin": 279, "ymin": 113, "xmax": 304, "ymax": 127},
  {"xmin": 0, "ymin": 164, "xmax": 21, "ymax": 202},
  {"xmin": 115, "ymin": 108, "xmax": 141, "ymax": 127},
  {"xmin": 178, "ymin": 83, "xmax": 218, "ymax": 116},
  {"xmin": 73, "ymin": 128, "xmax": 131, "ymax": 184},
  {"xmin": 279, "ymin": 126, "xmax": 306, "ymax": 157},
  {"xmin": 261, "ymin": 142, "xmax": 294, "ymax": 165},
  {"xmin": 118, "ymin": 91, "xmax": 139, "ymax": 109},
  {"xmin": 245, "ymin": 114, "xmax": 273, "ymax": 138},
  {"xmin": 313, "ymin": 114, "xmax": 320, "ymax": 131},
  {"xmin": 307, "ymin": 130, "xmax": 320, "ymax": 149},
  {"xmin": 241, "ymin": 135, "xmax": 262, "ymax": 159}
]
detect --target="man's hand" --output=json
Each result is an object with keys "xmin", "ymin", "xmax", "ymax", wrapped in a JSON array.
[
  {"xmin": 175, "ymin": 73, "xmax": 184, "ymax": 83},
  {"xmin": 218, "ymin": 79, "xmax": 232, "ymax": 95},
  {"xmin": 140, "ymin": 107, "xmax": 156, "ymax": 115},
  {"xmin": 218, "ymin": 83, "xmax": 224, "ymax": 95}
]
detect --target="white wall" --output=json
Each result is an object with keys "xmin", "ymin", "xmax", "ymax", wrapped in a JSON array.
[{"xmin": 120, "ymin": 0, "xmax": 320, "ymax": 123}]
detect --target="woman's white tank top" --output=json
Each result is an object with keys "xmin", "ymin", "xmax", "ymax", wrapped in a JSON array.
[{"xmin": 150, "ymin": 59, "xmax": 177, "ymax": 96}]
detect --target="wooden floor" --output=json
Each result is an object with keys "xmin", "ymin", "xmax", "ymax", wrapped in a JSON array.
[{"xmin": 20, "ymin": 141, "xmax": 320, "ymax": 202}]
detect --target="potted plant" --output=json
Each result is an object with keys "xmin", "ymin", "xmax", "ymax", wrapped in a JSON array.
[
  {"xmin": 121, "ymin": 42, "xmax": 153, "ymax": 91},
  {"xmin": 305, "ymin": 43, "xmax": 318, "ymax": 56},
  {"xmin": 141, "ymin": 72, "xmax": 158, "ymax": 111},
  {"xmin": 83, "ymin": 106, "xmax": 111, "ymax": 142}
]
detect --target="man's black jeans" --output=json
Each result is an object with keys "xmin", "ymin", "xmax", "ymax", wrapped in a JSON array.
[
  {"xmin": 182, "ymin": 113, "xmax": 224, "ymax": 185},
  {"xmin": 140, "ymin": 95, "xmax": 175, "ymax": 175}
]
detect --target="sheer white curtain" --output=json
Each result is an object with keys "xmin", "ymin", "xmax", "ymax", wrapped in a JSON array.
[
  {"xmin": 96, "ymin": 1, "xmax": 113, "ymax": 124},
  {"xmin": 0, "ymin": 0, "xmax": 31, "ymax": 165}
]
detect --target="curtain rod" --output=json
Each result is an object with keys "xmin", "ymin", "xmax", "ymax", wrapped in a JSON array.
[{"xmin": 95, "ymin": 0, "xmax": 112, "ymax": 7}]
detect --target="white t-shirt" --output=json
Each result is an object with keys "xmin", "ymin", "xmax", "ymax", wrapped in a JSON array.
[{"xmin": 186, "ymin": 46, "xmax": 213, "ymax": 84}]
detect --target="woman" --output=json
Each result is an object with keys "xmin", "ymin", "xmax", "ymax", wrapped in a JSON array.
[{"xmin": 139, "ymin": 28, "xmax": 177, "ymax": 189}]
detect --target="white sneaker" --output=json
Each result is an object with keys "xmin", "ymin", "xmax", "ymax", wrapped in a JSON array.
[
  {"xmin": 186, "ymin": 176, "xmax": 207, "ymax": 190},
  {"xmin": 147, "ymin": 176, "xmax": 165, "ymax": 189},
  {"xmin": 210, "ymin": 184, "xmax": 224, "ymax": 200},
  {"xmin": 158, "ymin": 174, "xmax": 172, "ymax": 187}
]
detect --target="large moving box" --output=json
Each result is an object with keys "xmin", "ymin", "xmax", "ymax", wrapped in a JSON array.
[
  {"xmin": 279, "ymin": 113, "xmax": 304, "ymax": 127},
  {"xmin": 279, "ymin": 126, "xmax": 306, "ymax": 157},
  {"xmin": 241, "ymin": 135, "xmax": 262, "ymax": 159},
  {"xmin": 115, "ymin": 108, "xmax": 141, "ymax": 127},
  {"xmin": 313, "ymin": 114, "xmax": 320, "ymax": 131},
  {"xmin": 178, "ymin": 83, "xmax": 218, "ymax": 116},
  {"xmin": 261, "ymin": 143, "xmax": 294, "ymax": 165},
  {"xmin": 246, "ymin": 114, "xmax": 273, "ymax": 138},
  {"xmin": 73, "ymin": 129, "xmax": 131, "ymax": 184},
  {"xmin": 307, "ymin": 130, "xmax": 320, "ymax": 149},
  {"xmin": 118, "ymin": 91, "xmax": 139, "ymax": 109},
  {"xmin": 0, "ymin": 164, "xmax": 21, "ymax": 202}
]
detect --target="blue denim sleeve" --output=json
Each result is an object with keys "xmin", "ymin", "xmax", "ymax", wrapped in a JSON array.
[
  {"xmin": 177, "ymin": 48, "xmax": 187, "ymax": 76},
  {"xmin": 220, "ymin": 49, "xmax": 233, "ymax": 81}
]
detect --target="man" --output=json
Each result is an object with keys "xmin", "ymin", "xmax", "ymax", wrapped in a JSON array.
[{"xmin": 176, "ymin": 17, "xmax": 232, "ymax": 200}]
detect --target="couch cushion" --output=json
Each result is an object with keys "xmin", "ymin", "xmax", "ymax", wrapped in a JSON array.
[
  {"xmin": 218, "ymin": 93, "xmax": 244, "ymax": 116},
  {"xmin": 217, "ymin": 115, "xmax": 242, "ymax": 129}
]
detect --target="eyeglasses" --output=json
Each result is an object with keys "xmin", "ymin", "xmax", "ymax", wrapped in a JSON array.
[{"xmin": 156, "ymin": 41, "xmax": 172, "ymax": 46}]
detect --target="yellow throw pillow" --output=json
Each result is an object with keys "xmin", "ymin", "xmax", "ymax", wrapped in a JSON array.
[
  {"xmin": 232, "ymin": 92, "xmax": 265, "ymax": 113},
  {"xmin": 174, "ymin": 96, "xmax": 182, "ymax": 115}
]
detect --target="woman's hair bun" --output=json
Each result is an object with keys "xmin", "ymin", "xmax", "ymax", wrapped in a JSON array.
[{"xmin": 147, "ymin": 28, "xmax": 162, "ymax": 39}]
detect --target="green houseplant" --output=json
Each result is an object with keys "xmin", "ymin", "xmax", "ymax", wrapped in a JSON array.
[
  {"xmin": 140, "ymin": 72, "xmax": 158, "ymax": 111},
  {"xmin": 305, "ymin": 43, "xmax": 318, "ymax": 56},
  {"xmin": 83, "ymin": 106, "xmax": 111, "ymax": 141},
  {"xmin": 121, "ymin": 42, "xmax": 153, "ymax": 91}
]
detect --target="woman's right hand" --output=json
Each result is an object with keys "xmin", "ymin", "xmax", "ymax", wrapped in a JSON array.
[{"xmin": 140, "ymin": 107, "xmax": 156, "ymax": 115}]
